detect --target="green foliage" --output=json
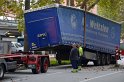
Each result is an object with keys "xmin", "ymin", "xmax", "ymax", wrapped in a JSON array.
[
  {"xmin": 0, "ymin": 0, "xmax": 64, "ymax": 32},
  {"xmin": 75, "ymin": 0, "xmax": 88, "ymax": 7},
  {"xmin": 120, "ymin": 43, "xmax": 124, "ymax": 50},
  {"xmin": 30, "ymin": 0, "xmax": 64, "ymax": 9},
  {"xmin": 98, "ymin": 0, "xmax": 120, "ymax": 21},
  {"xmin": 50, "ymin": 58, "xmax": 70, "ymax": 66},
  {"xmin": 98, "ymin": 0, "xmax": 124, "ymax": 39},
  {"xmin": 30, "ymin": 0, "xmax": 54, "ymax": 8},
  {"xmin": 75, "ymin": 0, "xmax": 98, "ymax": 9},
  {"xmin": 121, "ymin": 22, "xmax": 124, "ymax": 39},
  {"xmin": 0, "ymin": 0, "xmax": 24, "ymax": 32}
]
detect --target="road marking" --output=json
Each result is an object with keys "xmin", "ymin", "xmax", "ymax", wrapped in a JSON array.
[
  {"xmin": 80, "ymin": 71, "xmax": 123, "ymax": 82},
  {"xmin": 45, "ymin": 72, "xmax": 62, "ymax": 76}
]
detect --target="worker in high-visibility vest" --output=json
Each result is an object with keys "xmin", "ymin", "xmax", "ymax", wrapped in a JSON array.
[{"xmin": 77, "ymin": 44, "xmax": 83, "ymax": 70}]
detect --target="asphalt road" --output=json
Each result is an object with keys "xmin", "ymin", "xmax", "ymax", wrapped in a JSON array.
[{"xmin": 1, "ymin": 63, "xmax": 124, "ymax": 82}]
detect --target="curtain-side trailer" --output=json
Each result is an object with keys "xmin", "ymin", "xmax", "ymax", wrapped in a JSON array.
[{"xmin": 24, "ymin": 4, "xmax": 121, "ymax": 65}]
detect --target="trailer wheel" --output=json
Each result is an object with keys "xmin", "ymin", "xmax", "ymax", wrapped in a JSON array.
[
  {"xmin": 82, "ymin": 60, "xmax": 89, "ymax": 66},
  {"xmin": 94, "ymin": 53, "xmax": 101, "ymax": 66},
  {"xmin": 41, "ymin": 58, "xmax": 48, "ymax": 73},
  {"xmin": 32, "ymin": 59, "xmax": 41, "ymax": 74},
  {"xmin": 0, "ymin": 64, "xmax": 4, "ymax": 80},
  {"xmin": 106, "ymin": 55, "xmax": 110, "ymax": 65},
  {"xmin": 101, "ymin": 54, "xmax": 106, "ymax": 65}
]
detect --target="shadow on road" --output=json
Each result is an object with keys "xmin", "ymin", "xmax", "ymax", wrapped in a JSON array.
[
  {"xmin": 6, "ymin": 71, "xmax": 33, "ymax": 75},
  {"xmin": 50, "ymin": 64, "xmax": 95, "ymax": 69},
  {"xmin": 2, "ymin": 76, "xmax": 19, "ymax": 81}
]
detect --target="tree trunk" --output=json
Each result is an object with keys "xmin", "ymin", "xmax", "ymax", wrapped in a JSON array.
[
  {"xmin": 70, "ymin": 0, "xmax": 74, "ymax": 6},
  {"xmin": 55, "ymin": 0, "xmax": 60, "ymax": 4},
  {"xmin": 24, "ymin": 0, "xmax": 30, "ymax": 52},
  {"xmin": 66, "ymin": 0, "xmax": 74, "ymax": 6},
  {"xmin": 81, "ymin": 0, "xmax": 89, "ymax": 9},
  {"xmin": 87, "ymin": 0, "xmax": 100, "ymax": 11},
  {"xmin": 67, "ymin": 0, "xmax": 70, "ymax": 6}
]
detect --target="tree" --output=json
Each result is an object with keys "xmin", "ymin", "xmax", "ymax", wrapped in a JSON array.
[
  {"xmin": 0, "ymin": 0, "xmax": 64, "ymax": 51},
  {"xmin": 24, "ymin": 0, "xmax": 30, "ymax": 52},
  {"xmin": 121, "ymin": 22, "xmax": 124, "ymax": 39},
  {"xmin": 98, "ymin": 0, "xmax": 120, "ymax": 21},
  {"xmin": 76, "ymin": 0, "xmax": 124, "ymax": 39},
  {"xmin": 76, "ymin": 0, "xmax": 100, "ymax": 11},
  {"xmin": 0, "ymin": 0, "xmax": 24, "ymax": 31},
  {"xmin": 98, "ymin": 0, "xmax": 124, "ymax": 39},
  {"xmin": 70, "ymin": 0, "xmax": 75, "ymax": 6},
  {"xmin": 54, "ymin": 0, "xmax": 61, "ymax": 4}
]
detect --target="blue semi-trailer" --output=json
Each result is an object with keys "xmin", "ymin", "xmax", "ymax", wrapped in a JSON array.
[{"xmin": 24, "ymin": 4, "xmax": 121, "ymax": 65}]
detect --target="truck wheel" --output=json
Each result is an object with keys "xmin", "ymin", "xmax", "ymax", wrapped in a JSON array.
[
  {"xmin": 106, "ymin": 55, "xmax": 110, "ymax": 65},
  {"xmin": 0, "ymin": 64, "xmax": 4, "ymax": 80},
  {"xmin": 32, "ymin": 59, "xmax": 41, "ymax": 74},
  {"xmin": 110, "ymin": 55, "xmax": 116, "ymax": 64},
  {"xmin": 94, "ymin": 53, "xmax": 101, "ymax": 66},
  {"xmin": 101, "ymin": 54, "xmax": 106, "ymax": 65},
  {"xmin": 94, "ymin": 59, "xmax": 101, "ymax": 66},
  {"xmin": 41, "ymin": 58, "xmax": 48, "ymax": 73},
  {"xmin": 83, "ymin": 60, "xmax": 89, "ymax": 66}
]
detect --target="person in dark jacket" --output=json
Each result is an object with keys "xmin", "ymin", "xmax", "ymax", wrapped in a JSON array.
[{"xmin": 69, "ymin": 43, "xmax": 79, "ymax": 73}]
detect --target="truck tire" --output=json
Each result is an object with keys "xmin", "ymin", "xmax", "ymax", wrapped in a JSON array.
[
  {"xmin": 106, "ymin": 55, "xmax": 110, "ymax": 65},
  {"xmin": 82, "ymin": 60, "xmax": 89, "ymax": 66},
  {"xmin": 110, "ymin": 55, "xmax": 116, "ymax": 64},
  {"xmin": 32, "ymin": 59, "xmax": 41, "ymax": 74},
  {"xmin": 94, "ymin": 53, "xmax": 101, "ymax": 66},
  {"xmin": 0, "ymin": 64, "xmax": 4, "ymax": 80},
  {"xmin": 41, "ymin": 58, "xmax": 48, "ymax": 73},
  {"xmin": 101, "ymin": 54, "xmax": 106, "ymax": 65}
]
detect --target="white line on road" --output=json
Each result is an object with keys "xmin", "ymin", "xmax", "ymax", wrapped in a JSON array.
[
  {"xmin": 45, "ymin": 72, "xmax": 62, "ymax": 76},
  {"xmin": 80, "ymin": 71, "xmax": 123, "ymax": 82}
]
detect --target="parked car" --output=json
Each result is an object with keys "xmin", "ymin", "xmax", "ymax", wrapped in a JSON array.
[{"xmin": 11, "ymin": 42, "xmax": 24, "ymax": 53}]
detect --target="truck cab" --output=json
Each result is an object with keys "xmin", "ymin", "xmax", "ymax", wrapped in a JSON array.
[{"xmin": 0, "ymin": 41, "xmax": 17, "ymax": 79}]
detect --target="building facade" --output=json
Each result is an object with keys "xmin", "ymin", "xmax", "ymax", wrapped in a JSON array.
[{"xmin": 0, "ymin": 19, "xmax": 21, "ymax": 42}]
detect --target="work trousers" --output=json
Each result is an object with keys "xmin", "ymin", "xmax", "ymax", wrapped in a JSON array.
[
  {"xmin": 71, "ymin": 60, "xmax": 78, "ymax": 69},
  {"xmin": 78, "ymin": 56, "xmax": 83, "ymax": 66}
]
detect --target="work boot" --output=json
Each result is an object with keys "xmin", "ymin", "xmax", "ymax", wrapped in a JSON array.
[
  {"xmin": 71, "ymin": 69, "xmax": 78, "ymax": 73},
  {"xmin": 78, "ymin": 66, "xmax": 81, "ymax": 71}
]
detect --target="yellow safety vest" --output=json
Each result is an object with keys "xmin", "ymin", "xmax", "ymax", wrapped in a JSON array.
[{"xmin": 79, "ymin": 47, "xmax": 83, "ymax": 56}]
